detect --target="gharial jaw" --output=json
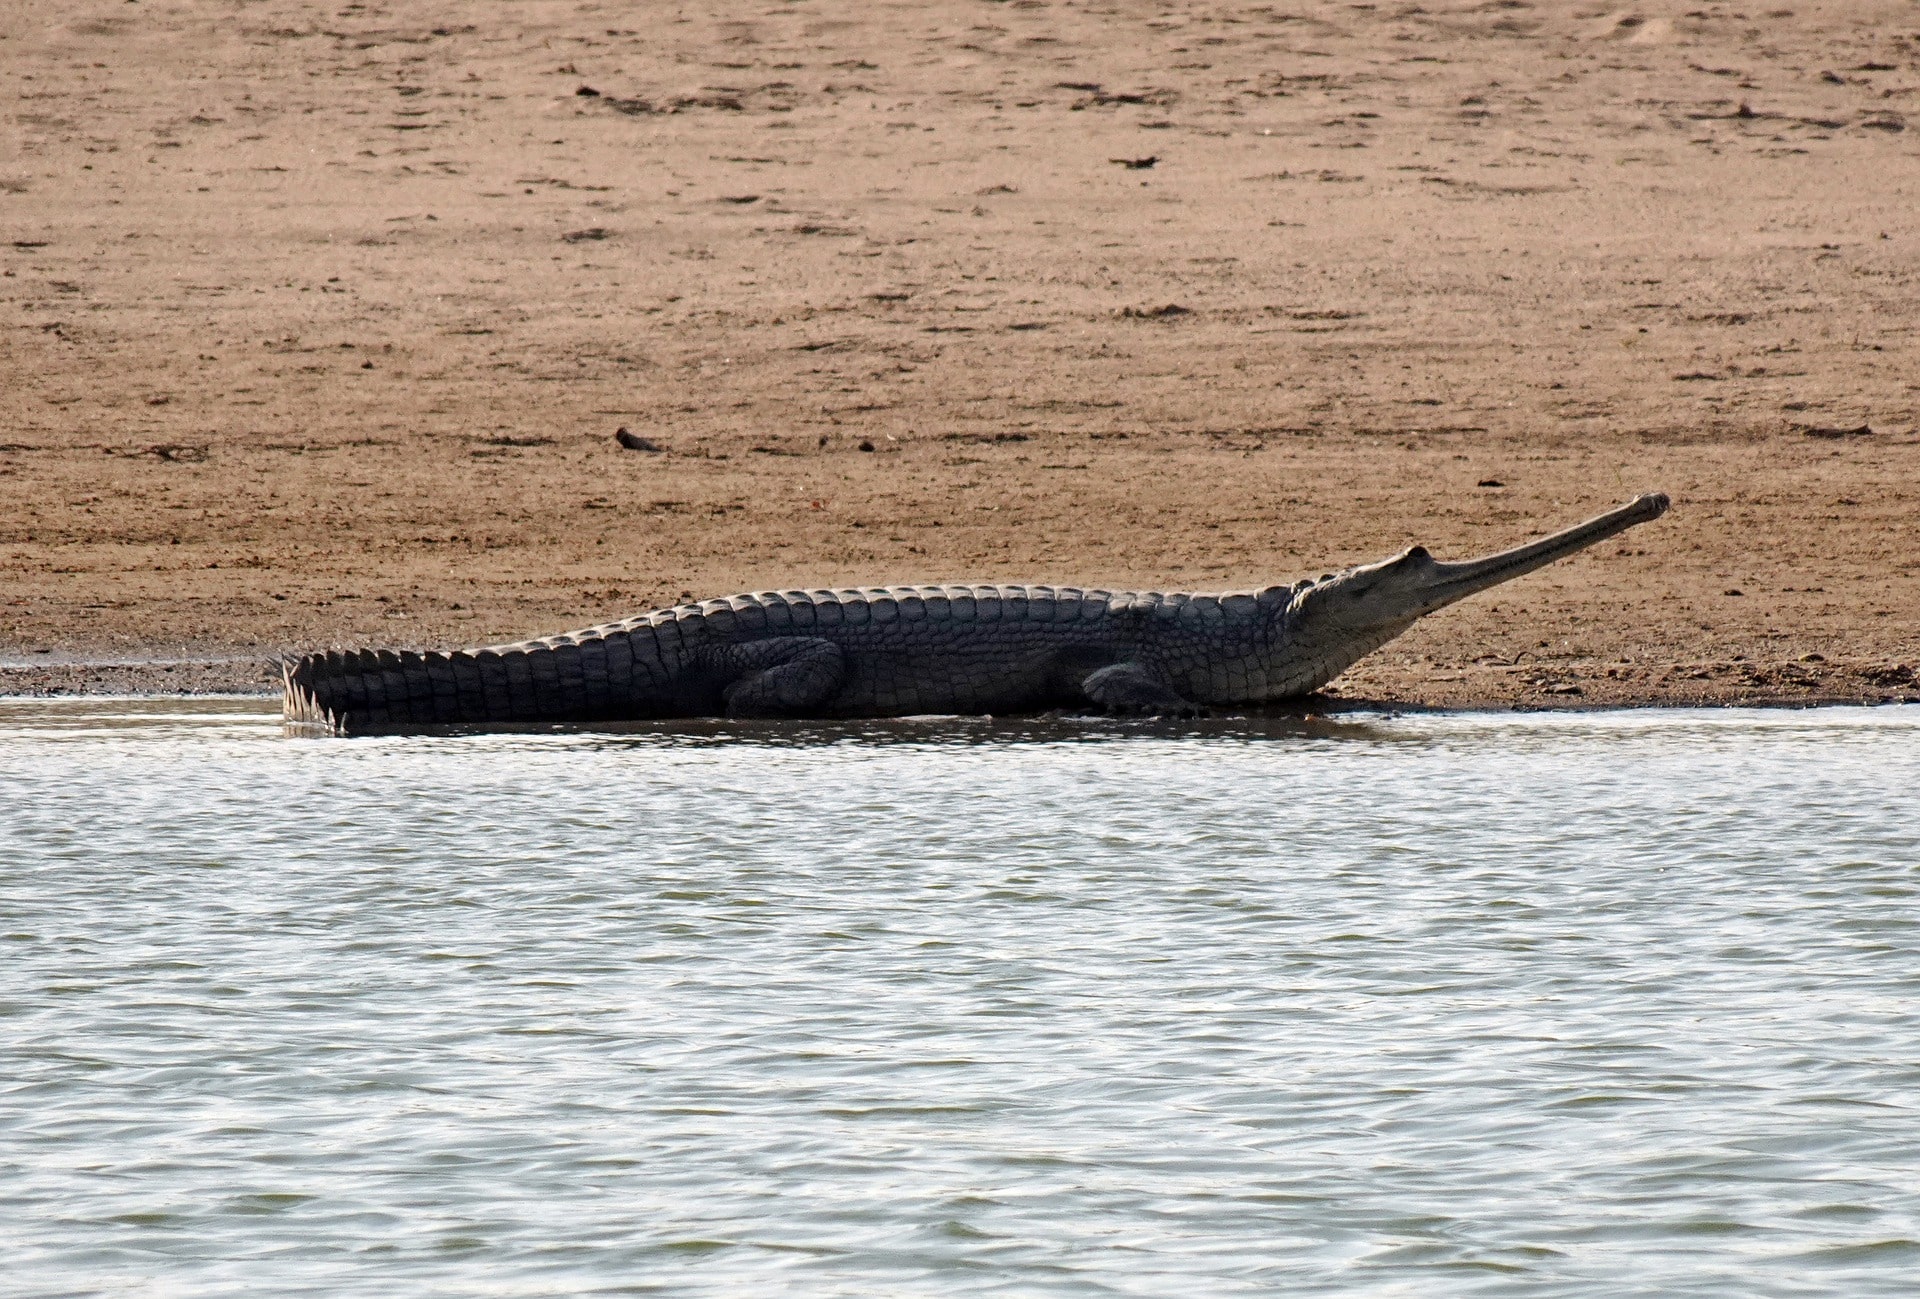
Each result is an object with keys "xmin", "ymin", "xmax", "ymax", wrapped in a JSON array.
[{"xmin": 1270, "ymin": 493, "xmax": 1672, "ymax": 697}]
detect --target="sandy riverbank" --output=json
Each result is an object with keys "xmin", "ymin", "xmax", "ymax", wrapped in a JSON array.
[{"xmin": 4, "ymin": 1, "xmax": 1916, "ymax": 709}]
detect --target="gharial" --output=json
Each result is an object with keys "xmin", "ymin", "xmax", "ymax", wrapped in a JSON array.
[{"xmin": 283, "ymin": 492, "xmax": 1670, "ymax": 733}]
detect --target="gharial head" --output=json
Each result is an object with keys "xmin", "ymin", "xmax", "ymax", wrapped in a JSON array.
[{"xmin": 1283, "ymin": 493, "xmax": 1672, "ymax": 649}]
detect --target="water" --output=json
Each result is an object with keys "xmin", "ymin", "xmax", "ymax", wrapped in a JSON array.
[{"xmin": 3, "ymin": 699, "xmax": 1918, "ymax": 1298}]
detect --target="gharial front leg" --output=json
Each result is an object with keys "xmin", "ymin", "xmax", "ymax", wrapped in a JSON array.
[
  {"xmin": 701, "ymin": 637, "xmax": 848, "ymax": 718},
  {"xmin": 1078, "ymin": 663, "xmax": 1208, "ymax": 718}
]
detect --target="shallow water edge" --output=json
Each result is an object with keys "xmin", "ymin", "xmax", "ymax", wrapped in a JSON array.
[
  {"xmin": 5, "ymin": 700, "xmax": 1919, "ymax": 1297},
  {"xmin": 2, "ymin": 646, "xmax": 1917, "ymax": 711}
]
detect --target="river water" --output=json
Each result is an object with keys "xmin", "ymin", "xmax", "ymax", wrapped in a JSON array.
[{"xmin": 3, "ymin": 699, "xmax": 1917, "ymax": 1297}]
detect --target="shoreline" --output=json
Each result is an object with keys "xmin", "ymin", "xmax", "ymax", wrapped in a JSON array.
[{"xmin": 2, "ymin": 652, "xmax": 1913, "ymax": 712}]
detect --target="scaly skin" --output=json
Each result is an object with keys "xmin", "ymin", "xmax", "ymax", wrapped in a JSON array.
[{"xmin": 283, "ymin": 494, "xmax": 1670, "ymax": 733}]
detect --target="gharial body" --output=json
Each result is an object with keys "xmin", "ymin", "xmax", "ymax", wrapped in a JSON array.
[{"xmin": 283, "ymin": 493, "xmax": 1670, "ymax": 733}]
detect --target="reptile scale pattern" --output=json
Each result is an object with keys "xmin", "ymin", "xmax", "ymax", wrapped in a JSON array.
[{"xmin": 281, "ymin": 584, "xmax": 1296, "ymax": 733}]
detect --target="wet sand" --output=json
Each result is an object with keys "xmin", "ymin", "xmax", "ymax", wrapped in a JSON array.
[{"xmin": 4, "ymin": 1, "xmax": 1917, "ymax": 707}]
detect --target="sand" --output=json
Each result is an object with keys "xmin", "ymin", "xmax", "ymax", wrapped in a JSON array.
[{"xmin": 3, "ymin": 0, "xmax": 1917, "ymax": 708}]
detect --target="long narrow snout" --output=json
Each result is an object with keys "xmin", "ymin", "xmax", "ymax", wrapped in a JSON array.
[{"xmin": 1413, "ymin": 492, "xmax": 1670, "ymax": 611}]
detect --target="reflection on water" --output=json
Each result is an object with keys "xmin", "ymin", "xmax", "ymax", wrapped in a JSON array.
[{"xmin": 4, "ymin": 698, "xmax": 1918, "ymax": 1297}]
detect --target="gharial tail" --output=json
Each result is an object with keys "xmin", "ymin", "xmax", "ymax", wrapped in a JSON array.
[{"xmin": 281, "ymin": 643, "xmax": 603, "ymax": 734}]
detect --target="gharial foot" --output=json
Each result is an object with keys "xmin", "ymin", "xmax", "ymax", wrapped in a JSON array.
[{"xmin": 1079, "ymin": 663, "xmax": 1210, "ymax": 718}]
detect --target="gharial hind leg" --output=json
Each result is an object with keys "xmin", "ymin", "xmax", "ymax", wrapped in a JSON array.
[{"xmin": 703, "ymin": 637, "xmax": 848, "ymax": 718}]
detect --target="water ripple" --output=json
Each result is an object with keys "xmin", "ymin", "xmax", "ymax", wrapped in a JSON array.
[{"xmin": 2, "ymin": 700, "xmax": 1918, "ymax": 1296}]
